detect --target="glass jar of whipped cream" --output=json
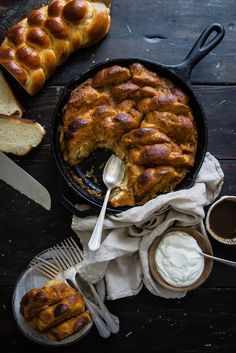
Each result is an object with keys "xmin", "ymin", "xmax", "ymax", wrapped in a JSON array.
[{"xmin": 155, "ymin": 231, "xmax": 205, "ymax": 287}]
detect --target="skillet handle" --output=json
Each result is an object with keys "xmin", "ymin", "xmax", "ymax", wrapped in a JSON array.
[{"xmin": 171, "ymin": 23, "xmax": 225, "ymax": 82}]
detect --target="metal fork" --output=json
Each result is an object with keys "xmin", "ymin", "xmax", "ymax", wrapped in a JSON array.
[
  {"xmin": 31, "ymin": 253, "xmax": 111, "ymax": 338},
  {"xmin": 58, "ymin": 237, "xmax": 119, "ymax": 334}
]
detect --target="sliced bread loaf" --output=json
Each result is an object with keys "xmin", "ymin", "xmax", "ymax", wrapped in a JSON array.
[
  {"xmin": 0, "ymin": 114, "xmax": 46, "ymax": 155},
  {"xmin": 0, "ymin": 70, "xmax": 23, "ymax": 116}
]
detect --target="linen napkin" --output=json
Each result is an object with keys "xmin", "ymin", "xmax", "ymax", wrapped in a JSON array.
[{"xmin": 72, "ymin": 152, "xmax": 224, "ymax": 300}]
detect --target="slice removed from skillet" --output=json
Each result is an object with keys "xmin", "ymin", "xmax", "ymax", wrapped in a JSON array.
[{"xmin": 59, "ymin": 63, "xmax": 198, "ymax": 207}]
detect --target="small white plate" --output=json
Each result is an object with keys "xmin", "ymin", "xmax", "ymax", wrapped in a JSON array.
[{"xmin": 12, "ymin": 248, "xmax": 105, "ymax": 347}]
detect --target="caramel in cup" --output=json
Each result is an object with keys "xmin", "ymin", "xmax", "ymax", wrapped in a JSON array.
[{"xmin": 206, "ymin": 196, "xmax": 236, "ymax": 245}]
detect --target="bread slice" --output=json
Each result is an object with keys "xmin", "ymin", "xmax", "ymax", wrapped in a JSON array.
[
  {"xmin": 0, "ymin": 70, "xmax": 23, "ymax": 116},
  {"xmin": 0, "ymin": 114, "xmax": 46, "ymax": 155}
]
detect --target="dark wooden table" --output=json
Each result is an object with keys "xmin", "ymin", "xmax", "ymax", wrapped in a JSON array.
[{"xmin": 0, "ymin": 1, "xmax": 236, "ymax": 352}]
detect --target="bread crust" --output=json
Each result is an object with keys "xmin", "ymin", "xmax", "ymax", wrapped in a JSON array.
[
  {"xmin": 20, "ymin": 280, "xmax": 76, "ymax": 320},
  {"xmin": 46, "ymin": 310, "xmax": 92, "ymax": 341},
  {"xmin": 20, "ymin": 280, "xmax": 92, "ymax": 342},
  {"xmin": 31, "ymin": 293, "xmax": 85, "ymax": 332},
  {"xmin": 60, "ymin": 63, "xmax": 198, "ymax": 207},
  {"xmin": 0, "ymin": 0, "xmax": 111, "ymax": 95},
  {"xmin": 0, "ymin": 70, "xmax": 23, "ymax": 116}
]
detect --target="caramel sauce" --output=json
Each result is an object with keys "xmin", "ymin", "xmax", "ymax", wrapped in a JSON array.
[{"xmin": 209, "ymin": 199, "xmax": 236, "ymax": 239}]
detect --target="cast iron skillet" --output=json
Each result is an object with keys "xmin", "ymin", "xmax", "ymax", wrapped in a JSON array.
[{"xmin": 51, "ymin": 23, "xmax": 225, "ymax": 216}]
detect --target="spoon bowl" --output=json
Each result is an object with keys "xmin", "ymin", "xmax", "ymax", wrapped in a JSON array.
[
  {"xmin": 88, "ymin": 155, "xmax": 125, "ymax": 251},
  {"xmin": 102, "ymin": 154, "xmax": 125, "ymax": 188}
]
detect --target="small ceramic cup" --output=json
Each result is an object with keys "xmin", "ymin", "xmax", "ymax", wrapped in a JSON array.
[
  {"xmin": 205, "ymin": 195, "xmax": 236, "ymax": 245},
  {"xmin": 149, "ymin": 226, "xmax": 213, "ymax": 293}
]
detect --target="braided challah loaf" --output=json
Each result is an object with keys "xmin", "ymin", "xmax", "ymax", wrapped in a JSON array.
[
  {"xmin": 60, "ymin": 63, "xmax": 198, "ymax": 207},
  {"xmin": 0, "ymin": 0, "xmax": 111, "ymax": 95}
]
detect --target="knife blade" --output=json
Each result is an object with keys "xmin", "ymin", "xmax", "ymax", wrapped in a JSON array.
[{"xmin": 0, "ymin": 151, "xmax": 51, "ymax": 210}]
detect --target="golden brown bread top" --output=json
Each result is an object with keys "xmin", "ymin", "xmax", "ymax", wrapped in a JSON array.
[
  {"xmin": 133, "ymin": 166, "xmax": 185, "ymax": 203},
  {"xmin": 46, "ymin": 310, "xmax": 92, "ymax": 341},
  {"xmin": 0, "ymin": 0, "xmax": 111, "ymax": 95},
  {"xmin": 20, "ymin": 279, "xmax": 76, "ymax": 320},
  {"xmin": 60, "ymin": 63, "xmax": 198, "ymax": 207},
  {"xmin": 20, "ymin": 280, "xmax": 91, "ymax": 342},
  {"xmin": 31, "ymin": 292, "xmax": 85, "ymax": 332}
]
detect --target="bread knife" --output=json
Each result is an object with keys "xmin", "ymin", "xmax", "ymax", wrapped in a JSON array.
[{"xmin": 0, "ymin": 151, "xmax": 51, "ymax": 210}]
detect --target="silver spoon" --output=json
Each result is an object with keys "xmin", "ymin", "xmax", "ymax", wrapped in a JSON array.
[
  {"xmin": 88, "ymin": 155, "xmax": 125, "ymax": 251},
  {"xmin": 200, "ymin": 252, "xmax": 236, "ymax": 268}
]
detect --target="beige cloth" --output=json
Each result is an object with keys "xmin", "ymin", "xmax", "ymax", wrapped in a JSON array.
[{"xmin": 72, "ymin": 152, "xmax": 224, "ymax": 300}]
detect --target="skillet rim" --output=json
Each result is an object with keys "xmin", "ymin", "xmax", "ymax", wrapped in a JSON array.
[{"xmin": 50, "ymin": 57, "xmax": 208, "ymax": 214}]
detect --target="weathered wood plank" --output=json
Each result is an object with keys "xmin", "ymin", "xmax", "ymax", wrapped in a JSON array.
[
  {"xmin": 0, "ymin": 2, "xmax": 236, "ymax": 352},
  {"xmin": 0, "ymin": 0, "xmax": 235, "ymax": 86},
  {"xmin": 0, "ymin": 286, "xmax": 235, "ymax": 353},
  {"xmin": 195, "ymin": 85, "xmax": 236, "ymax": 159}
]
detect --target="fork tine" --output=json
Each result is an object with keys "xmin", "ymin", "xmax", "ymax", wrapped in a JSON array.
[
  {"xmin": 75, "ymin": 245, "xmax": 84, "ymax": 261},
  {"xmin": 50, "ymin": 247, "xmax": 67, "ymax": 271},
  {"xmin": 51, "ymin": 245, "xmax": 73, "ymax": 270},
  {"xmin": 32, "ymin": 256, "xmax": 59, "ymax": 272},
  {"xmin": 65, "ymin": 239, "xmax": 81, "ymax": 264},
  {"xmin": 30, "ymin": 258, "xmax": 58, "ymax": 279},
  {"xmin": 68, "ymin": 236, "xmax": 80, "ymax": 250},
  {"xmin": 68, "ymin": 237, "xmax": 84, "ymax": 262},
  {"xmin": 33, "ymin": 265, "xmax": 55, "ymax": 279},
  {"xmin": 62, "ymin": 238, "xmax": 80, "ymax": 264},
  {"xmin": 60, "ymin": 240, "xmax": 76, "ymax": 266},
  {"xmin": 56, "ymin": 244, "xmax": 73, "ymax": 268}
]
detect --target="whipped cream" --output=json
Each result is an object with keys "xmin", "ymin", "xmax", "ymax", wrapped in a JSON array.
[{"xmin": 155, "ymin": 231, "xmax": 204, "ymax": 287}]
